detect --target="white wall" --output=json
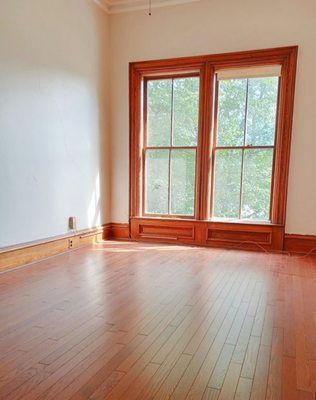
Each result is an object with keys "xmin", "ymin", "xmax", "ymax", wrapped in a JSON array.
[
  {"xmin": 109, "ymin": 0, "xmax": 316, "ymax": 235},
  {"xmin": 0, "ymin": 0, "xmax": 110, "ymax": 247}
]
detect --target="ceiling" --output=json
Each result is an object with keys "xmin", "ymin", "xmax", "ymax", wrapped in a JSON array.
[{"xmin": 94, "ymin": 0, "xmax": 200, "ymax": 14}]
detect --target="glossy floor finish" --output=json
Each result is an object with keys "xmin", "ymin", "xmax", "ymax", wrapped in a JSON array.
[{"xmin": 0, "ymin": 241, "xmax": 316, "ymax": 400}]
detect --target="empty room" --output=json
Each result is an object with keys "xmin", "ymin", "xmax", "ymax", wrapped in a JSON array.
[{"xmin": 0, "ymin": 0, "xmax": 316, "ymax": 399}]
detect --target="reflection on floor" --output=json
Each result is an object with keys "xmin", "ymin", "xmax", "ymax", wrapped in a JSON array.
[{"xmin": 0, "ymin": 241, "xmax": 315, "ymax": 399}]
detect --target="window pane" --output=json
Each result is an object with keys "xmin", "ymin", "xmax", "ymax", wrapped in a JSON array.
[
  {"xmin": 246, "ymin": 77, "xmax": 279, "ymax": 146},
  {"xmin": 241, "ymin": 149, "xmax": 273, "ymax": 220},
  {"xmin": 217, "ymin": 79, "xmax": 247, "ymax": 147},
  {"xmin": 147, "ymin": 80, "xmax": 172, "ymax": 146},
  {"xmin": 145, "ymin": 150, "xmax": 169, "ymax": 214},
  {"xmin": 170, "ymin": 150, "xmax": 196, "ymax": 215},
  {"xmin": 173, "ymin": 77, "xmax": 199, "ymax": 146},
  {"xmin": 213, "ymin": 150, "xmax": 242, "ymax": 219}
]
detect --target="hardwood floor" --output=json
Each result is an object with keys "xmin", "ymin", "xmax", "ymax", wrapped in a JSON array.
[{"xmin": 0, "ymin": 241, "xmax": 315, "ymax": 400}]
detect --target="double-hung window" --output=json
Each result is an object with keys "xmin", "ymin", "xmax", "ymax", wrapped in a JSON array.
[{"xmin": 130, "ymin": 47, "xmax": 297, "ymax": 249}]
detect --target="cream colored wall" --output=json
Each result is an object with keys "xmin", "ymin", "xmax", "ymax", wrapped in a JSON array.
[
  {"xmin": 0, "ymin": 0, "xmax": 110, "ymax": 247},
  {"xmin": 109, "ymin": 0, "xmax": 316, "ymax": 235}
]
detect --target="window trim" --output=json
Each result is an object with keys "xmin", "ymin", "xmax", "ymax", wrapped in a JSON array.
[{"xmin": 129, "ymin": 46, "xmax": 298, "ymax": 249}]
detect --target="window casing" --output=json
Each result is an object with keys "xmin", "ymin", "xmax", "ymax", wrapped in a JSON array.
[{"xmin": 129, "ymin": 47, "xmax": 297, "ymax": 249}]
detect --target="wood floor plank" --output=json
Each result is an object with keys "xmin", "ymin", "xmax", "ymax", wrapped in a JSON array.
[
  {"xmin": 113, "ymin": 363, "xmax": 159, "ymax": 400},
  {"xmin": 282, "ymin": 356, "xmax": 298, "ymax": 400},
  {"xmin": 234, "ymin": 377, "xmax": 252, "ymax": 400},
  {"xmin": 89, "ymin": 371, "xmax": 126, "ymax": 400},
  {"xmin": 217, "ymin": 362, "xmax": 242, "ymax": 400},
  {"xmin": 208, "ymin": 344, "xmax": 235, "ymax": 390},
  {"xmin": 202, "ymin": 387, "xmax": 220, "ymax": 400},
  {"xmin": 0, "ymin": 241, "xmax": 315, "ymax": 400},
  {"xmin": 240, "ymin": 335, "xmax": 261, "ymax": 380},
  {"xmin": 250, "ymin": 344, "xmax": 271, "ymax": 400},
  {"xmin": 152, "ymin": 354, "xmax": 192, "ymax": 400},
  {"xmin": 266, "ymin": 327, "xmax": 283, "ymax": 400}
]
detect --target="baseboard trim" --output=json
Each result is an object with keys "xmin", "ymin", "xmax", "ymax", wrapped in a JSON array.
[
  {"xmin": 0, "ymin": 227, "xmax": 104, "ymax": 273},
  {"xmin": 283, "ymin": 234, "xmax": 316, "ymax": 254},
  {"xmin": 103, "ymin": 223, "xmax": 130, "ymax": 240},
  {"xmin": 1, "ymin": 225, "xmax": 314, "ymax": 273},
  {"xmin": 130, "ymin": 218, "xmax": 316, "ymax": 254},
  {"xmin": 130, "ymin": 217, "xmax": 284, "ymax": 252}
]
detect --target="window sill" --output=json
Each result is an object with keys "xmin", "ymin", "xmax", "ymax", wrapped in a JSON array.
[{"xmin": 136, "ymin": 215, "xmax": 283, "ymax": 227}]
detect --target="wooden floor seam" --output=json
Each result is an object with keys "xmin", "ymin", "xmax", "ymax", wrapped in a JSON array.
[{"xmin": 0, "ymin": 241, "xmax": 315, "ymax": 400}]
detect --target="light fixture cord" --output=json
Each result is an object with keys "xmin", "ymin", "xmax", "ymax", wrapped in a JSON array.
[{"xmin": 149, "ymin": 0, "xmax": 152, "ymax": 15}]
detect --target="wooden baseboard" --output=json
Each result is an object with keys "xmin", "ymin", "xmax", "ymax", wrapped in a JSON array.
[
  {"xmin": 284, "ymin": 234, "xmax": 316, "ymax": 254},
  {"xmin": 130, "ymin": 217, "xmax": 284, "ymax": 252},
  {"xmin": 0, "ymin": 228, "xmax": 104, "ymax": 273},
  {"xmin": 130, "ymin": 218, "xmax": 316, "ymax": 254},
  {"xmin": 103, "ymin": 223, "xmax": 112, "ymax": 240},
  {"xmin": 103, "ymin": 223, "xmax": 130, "ymax": 240},
  {"xmin": 1, "ymin": 223, "xmax": 314, "ymax": 274}
]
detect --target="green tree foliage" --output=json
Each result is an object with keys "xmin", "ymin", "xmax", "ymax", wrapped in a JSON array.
[
  {"xmin": 147, "ymin": 80, "xmax": 172, "ymax": 147},
  {"xmin": 213, "ymin": 149, "xmax": 242, "ymax": 219},
  {"xmin": 246, "ymin": 77, "xmax": 278, "ymax": 146},
  {"xmin": 173, "ymin": 78, "xmax": 199, "ymax": 146},
  {"xmin": 241, "ymin": 149, "xmax": 273, "ymax": 220},
  {"xmin": 146, "ymin": 77, "xmax": 198, "ymax": 215},
  {"xmin": 145, "ymin": 75, "xmax": 278, "ymax": 220},
  {"xmin": 145, "ymin": 149, "xmax": 169, "ymax": 214},
  {"xmin": 170, "ymin": 149, "xmax": 195, "ymax": 215},
  {"xmin": 214, "ymin": 76, "xmax": 278, "ymax": 221},
  {"xmin": 217, "ymin": 79, "xmax": 247, "ymax": 147}
]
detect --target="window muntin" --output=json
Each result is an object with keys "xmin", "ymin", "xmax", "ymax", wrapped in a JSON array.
[
  {"xmin": 144, "ymin": 76, "xmax": 199, "ymax": 216},
  {"xmin": 212, "ymin": 75, "xmax": 279, "ymax": 221}
]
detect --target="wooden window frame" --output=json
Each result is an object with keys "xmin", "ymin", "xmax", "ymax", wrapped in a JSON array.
[
  {"xmin": 129, "ymin": 46, "xmax": 298, "ymax": 250},
  {"xmin": 142, "ymin": 74, "xmax": 200, "ymax": 219}
]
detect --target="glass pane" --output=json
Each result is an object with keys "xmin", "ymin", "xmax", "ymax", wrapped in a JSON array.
[
  {"xmin": 170, "ymin": 150, "xmax": 196, "ymax": 215},
  {"xmin": 147, "ymin": 80, "xmax": 172, "ymax": 146},
  {"xmin": 241, "ymin": 149, "xmax": 273, "ymax": 220},
  {"xmin": 246, "ymin": 77, "xmax": 279, "ymax": 146},
  {"xmin": 213, "ymin": 149, "xmax": 242, "ymax": 219},
  {"xmin": 173, "ymin": 77, "xmax": 199, "ymax": 146},
  {"xmin": 145, "ymin": 150, "xmax": 169, "ymax": 214},
  {"xmin": 217, "ymin": 79, "xmax": 247, "ymax": 147}
]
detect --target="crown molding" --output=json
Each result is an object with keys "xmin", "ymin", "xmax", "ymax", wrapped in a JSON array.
[{"xmin": 94, "ymin": 0, "xmax": 200, "ymax": 14}]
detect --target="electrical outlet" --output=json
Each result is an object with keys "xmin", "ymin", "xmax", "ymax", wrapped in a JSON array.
[
  {"xmin": 68, "ymin": 239, "xmax": 73, "ymax": 249},
  {"xmin": 69, "ymin": 216, "xmax": 76, "ymax": 230}
]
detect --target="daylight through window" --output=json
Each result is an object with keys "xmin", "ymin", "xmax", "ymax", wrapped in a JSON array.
[
  {"xmin": 144, "ymin": 77, "xmax": 199, "ymax": 216},
  {"xmin": 212, "ymin": 73, "xmax": 280, "ymax": 221}
]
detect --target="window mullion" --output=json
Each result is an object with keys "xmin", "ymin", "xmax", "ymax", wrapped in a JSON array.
[
  {"xmin": 167, "ymin": 149, "xmax": 171, "ymax": 215},
  {"xmin": 238, "ymin": 79, "xmax": 249, "ymax": 219},
  {"xmin": 168, "ymin": 80, "xmax": 175, "ymax": 214},
  {"xmin": 238, "ymin": 149, "xmax": 245, "ymax": 219}
]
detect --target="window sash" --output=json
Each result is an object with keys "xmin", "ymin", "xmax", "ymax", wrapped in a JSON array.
[
  {"xmin": 210, "ymin": 75, "xmax": 280, "ymax": 222},
  {"xmin": 143, "ymin": 147, "xmax": 197, "ymax": 217},
  {"xmin": 211, "ymin": 146, "xmax": 275, "ymax": 221},
  {"xmin": 142, "ymin": 75, "xmax": 200, "ymax": 218}
]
